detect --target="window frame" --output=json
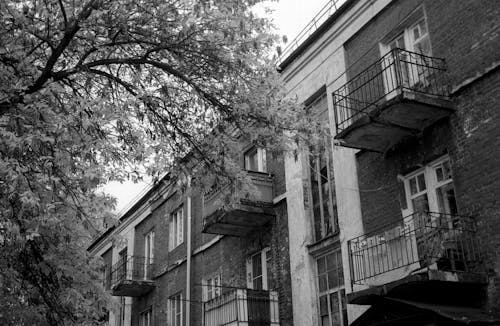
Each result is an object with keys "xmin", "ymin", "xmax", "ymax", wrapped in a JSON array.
[
  {"xmin": 169, "ymin": 206, "xmax": 184, "ymax": 251},
  {"xmin": 170, "ymin": 292, "xmax": 183, "ymax": 326},
  {"xmin": 244, "ymin": 146, "xmax": 267, "ymax": 173},
  {"xmin": 144, "ymin": 229, "xmax": 154, "ymax": 279},
  {"xmin": 246, "ymin": 247, "xmax": 271, "ymax": 290},
  {"xmin": 379, "ymin": 12, "xmax": 432, "ymax": 98},
  {"xmin": 140, "ymin": 306, "xmax": 152, "ymax": 326},
  {"xmin": 306, "ymin": 91, "xmax": 339, "ymax": 242},
  {"xmin": 315, "ymin": 249, "xmax": 347, "ymax": 326},
  {"xmin": 203, "ymin": 274, "xmax": 222, "ymax": 301},
  {"xmin": 401, "ymin": 156, "xmax": 457, "ymax": 216}
]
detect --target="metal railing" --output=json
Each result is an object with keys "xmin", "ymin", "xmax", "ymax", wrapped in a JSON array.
[
  {"xmin": 204, "ymin": 289, "xmax": 280, "ymax": 326},
  {"xmin": 111, "ymin": 255, "xmax": 155, "ymax": 287},
  {"xmin": 348, "ymin": 212, "xmax": 481, "ymax": 285},
  {"xmin": 276, "ymin": 0, "xmax": 345, "ymax": 66},
  {"xmin": 203, "ymin": 171, "xmax": 274, "ymax": 217},
  {"xmin": 333, "ymin": 48, "xmax": 449, "ymax": 132}
]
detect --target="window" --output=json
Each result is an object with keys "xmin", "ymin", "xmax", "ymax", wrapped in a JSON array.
[
  {"xmin": 140, "ymin": 307, "xmax": 152, "ymax": 326},
  {"xmin": 169, "ymin": 206, "xmax": 184, "ymax": 250},
  {"xmin": 310, "ymin": 137, "xmax": 338, "ymax": 241},
  {"xmin": 102, "ymin": 266, "xmax": 111, "ymax": 290},
  {"xmin": 118, "ymin": 247, "xmax": 128, "ymax": 280},
  {"xmin": 246, "ymin": 248, "xmax": 272, "ymax": 290},
  {"xmin": 316, "ymin": 250, "xmax": 347, "ymax": 326},
  {"xmin": 170, "ymin": 293, "xmax": 183, "ymax": 326},
  {"xmin": 144, "ymin": 230, "xmax": 154, "ymax": 279},
  {"xmin": 307, "ymin": 93, "xmax": 339, "ymax": 241},
  {"xmin": 401, "ymin": 156, "xmax": 457, "ymax": 216},
  {"xmin": 203, "ymin": 274, "xmax": 222, "ymax": 301},
  {"xmin": 381, "ymin": 15, "xmax": 432, "ymax": 95},
  {"xmin": 244, "ymin": 146, "xmax": 267, "ymax": 172}
]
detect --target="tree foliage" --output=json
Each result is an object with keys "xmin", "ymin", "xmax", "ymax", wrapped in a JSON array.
[{"xmin": 0, "ymin": 0, "xmax": 305, "ymax": 324}]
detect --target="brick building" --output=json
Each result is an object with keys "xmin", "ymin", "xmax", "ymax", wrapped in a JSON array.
[
  {"xmin": 277, "ymin": 0, "xmax": 500, "ymax": 325},
  {"xmin": 87, "ymin": 145, "xmax": 293, "ymax": 326},
  {"xmin": 90, "ymin": 0, "xmax": 500, "ymax": 325}
]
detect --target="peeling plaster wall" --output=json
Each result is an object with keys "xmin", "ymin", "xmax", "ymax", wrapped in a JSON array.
[{"xmin": 280, "ymin": 0, "xmax": 394, "ymax": 324}]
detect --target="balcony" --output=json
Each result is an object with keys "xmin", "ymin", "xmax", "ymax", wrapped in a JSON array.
[
  {"xmin": 333, "ymin": 49, "xmax": 454, "ymax": 152},
  {"xmin": 110, "ymin": 256, "xmax": 155, "ymax": 297},
  {"xmin": 347, "ymin": 212, "xmax": 485, "ymax": 305},
  {"xmin": 202, "ymin": 171, "xmax": 274, "ymax": 237},
  {"xmin": 204, "ymin": 289, "xmax": 280, "ymax": 326}
]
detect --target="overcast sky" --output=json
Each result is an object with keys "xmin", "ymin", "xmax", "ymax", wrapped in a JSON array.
[{"xmin": 104, "ymin": 0, "xmax": 331, "ymax": 213}]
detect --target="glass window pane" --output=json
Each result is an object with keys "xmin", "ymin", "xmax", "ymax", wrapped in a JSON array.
[
  {"xmin": 252, "ymin": 253, "xmax": 262, "ymax": 277},
  {"xmin": 253, "ymin": 276, "xmax": 263, "ymax": 290},
  {"xmin": 417, "ymin": 174, "xmax": 426, "ymax": 191},
  {"xmin": 321, "ymin": 316, "xmax": 330, "ymax": 326},
  {"xmin": 436, "ymin": 183, "xmax": 458, "ymax": 215},
  {"xmin": 409, "ymin": 177, "xmax": 417, "ymax": 195},
  {"xmin": 318, "ymin": 275, "xmax": 328, "ymax": 292},
  {"xmin": 444, "ymin": 161, "xmax": 451, "ymax": 179},
  {"xmin": 436, "ymin": 167, "xmax": 444, "ymax": 182},
  {"xmin": 330, "ymin": 292, "xmax": 340, "ymax": 313},
  {"xmin": 328, "ymin": 270, "xmax": 338, "ymax": 289},
  {"xmin": 317, "ymin": 256, "xmax": 326, "ymax": 274},
  {"xmin": 319, "ymin": 295, "xmax": 328, "ymax": 315},
  {"xmin": 326, "ymin": 253, "xmax": 336, "ymax": 271},
  {"xmin": 245, "ymin": 148, "xmax": 259, "ymax": 171},
  {"xmin": 412, "ymin": 193, "xmax": 429, "ymax": 212}
]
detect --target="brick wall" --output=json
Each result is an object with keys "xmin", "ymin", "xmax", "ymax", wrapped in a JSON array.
[
  {"xmin": 113, "ymin": 146, "xmax": 293, "ymax": 326},
  {"xmin": 343, "ymin": 0, "xmax": 500, "ymax": 312}
]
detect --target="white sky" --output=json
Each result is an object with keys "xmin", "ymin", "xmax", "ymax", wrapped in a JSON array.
[{"xmin": 103, "ymin": 0, "xmax": 329, "ymax": 213}]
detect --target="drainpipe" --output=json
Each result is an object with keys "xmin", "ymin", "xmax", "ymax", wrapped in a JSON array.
[{"xmin": 186, "ymin": 175, "xmax": 192, "ymax": 326}]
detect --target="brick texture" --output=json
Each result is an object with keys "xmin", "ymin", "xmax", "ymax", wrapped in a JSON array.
[{"xmin": 343, "ymin": 0, "xmax": 500, "ymax": 312}]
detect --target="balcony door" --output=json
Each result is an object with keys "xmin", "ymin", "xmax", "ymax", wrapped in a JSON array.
[
  {"xmin": 246, "ymin": 248, "xmax": 272, "ymax": 326},
  {"xmin": 381, "ymin": 17, "xmax": 432, "ymax": 98},
  {"xmin": 401, "ymin": 156, "xmax": 457, "ymax": 217},
  {"xmin": 400, "ymin": 157, "xmax": 459, "ymax": 269},
  {"xmin": 118, "ymin": 247, "xmax": 127, "ymax": 281},
  {"xmin": 144, "ymin": 230, "xmax": 154, "ymax": 279}
]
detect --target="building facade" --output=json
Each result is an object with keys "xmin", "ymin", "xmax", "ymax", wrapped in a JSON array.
[
  {"xmin": 88, "ymin": 145, "xmax": 294, "ymax": 326},
  {"xmin": 90, "ymin": 0, "xmax": 500, "ymax": 325},
  {"xmin": 278, "ymin": 0, "xmax": 500, "ymax": 325}
]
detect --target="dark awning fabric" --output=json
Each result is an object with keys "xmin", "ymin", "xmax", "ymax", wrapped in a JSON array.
[{"xmin": 386, "ymin": 298, "xmax": 500, "ymax": 325}]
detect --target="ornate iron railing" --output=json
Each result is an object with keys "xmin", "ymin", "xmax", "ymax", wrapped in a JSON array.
[
  {"xmin": 204, "ymin": 289, "xmax": 279, "ymax": 326},
  {"xmin": 111, "ymin": 255, "xmax": 155, "ymax": 286},
  {"xmin": 333, "ymin": 48, "xmax": 449, "ymax": 132},
  {"xmin": 348, "ymin": 212, "xmax": 481, "ymax": 285}
]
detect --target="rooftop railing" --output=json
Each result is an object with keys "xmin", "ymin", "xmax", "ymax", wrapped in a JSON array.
[
  {"xmin": 333, "ymin": 48, "xmax": 449, "ymax": 133},
  {"xmin": 348, "ymin": 212, "xmax": 481, "ymax": 285},
  {"xmin": 276, "ymin": 0, "xmax": 346, "ymax": 66}
]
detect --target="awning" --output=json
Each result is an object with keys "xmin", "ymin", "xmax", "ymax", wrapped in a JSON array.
[
  {"xmin": 349, "ymin": 298, "xmax": 500, "ymax": 326},
  {"xmin": 386, "ymin": 298, "xmax": 500, "ymax": 325}
]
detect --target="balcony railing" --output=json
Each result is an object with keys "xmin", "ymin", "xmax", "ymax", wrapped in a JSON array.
[
  {"xmin": 333, "ymin": 48, "xmax": 449, "ymax": 133},
  {"xmin": 110, "ymin": 255, "xmax": 155, "ymax": 296},
  {"xmin": 202, "ymin": 171, "xmax": 274, "ymax": 236},
  {"xmin": 204, "ymin": 289, "xmax": 279, "ymax": 326},
  {"xmin": 348, "ymin": 212, "xmax": 481, "ymax": 285}
]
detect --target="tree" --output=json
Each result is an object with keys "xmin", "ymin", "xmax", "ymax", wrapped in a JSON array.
[{"xmin": 0, "ymin": 0, "xmax": 306, "ymax": 324}]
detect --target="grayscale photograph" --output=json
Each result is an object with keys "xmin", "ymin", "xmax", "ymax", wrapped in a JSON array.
[{"xmin": 1, "ymin": 0, "xmax": 499, "ymax": 325}]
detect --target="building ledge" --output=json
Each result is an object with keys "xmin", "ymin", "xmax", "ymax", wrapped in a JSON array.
[{"xmin": 348, "ymin": 269, "xmax": 487, "ymax": 306}]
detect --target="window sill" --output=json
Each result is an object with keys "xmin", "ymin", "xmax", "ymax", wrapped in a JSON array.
[{"xmin": 307, "ymin": 232, "xmax": 340, "ymax": 258}]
